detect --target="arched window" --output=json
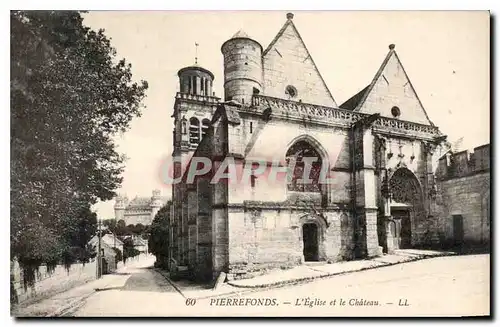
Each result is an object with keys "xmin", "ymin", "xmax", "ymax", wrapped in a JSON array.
[
  {"xmin": 189, "ymin": 117, "xmax": 200, "ymax": 144},
  {"xmin": 286, "ymin": 140, "xmax": 323, "ymax": 192},
  {"xmin": 201, "ymin": 119, "xmax": 211, "ymax": 139},
  {"xmin": 181, "ymin": 116, "xmax": 187, "ymax": 135}
]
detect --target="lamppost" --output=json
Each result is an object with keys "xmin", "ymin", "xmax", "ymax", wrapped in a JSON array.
[{"xmin": 96, "ymin": 219, "xmax": 103, "ymax": 279}]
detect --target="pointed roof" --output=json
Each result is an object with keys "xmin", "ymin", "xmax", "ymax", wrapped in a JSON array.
[
  {"xmin": 263, "ymin": 13, "xmax": 337, "ymax": 106},
  {"xmin": 231, "ymin": 29, "xmax": 249, "ymax": 39},
  {"xmin": 211, "ymin": 102, "xmax": 241, "ymax": 125},
  {"xmin": 222, "ymin": 28, "xmax": 263, "ymax": 53},
  {"xmin": 352, "ymin": 44, "xmax": 434, "ymax": 125},
  {"xmin": 339, "ymin": 85, "xmax": 369, "ymax": 110}
]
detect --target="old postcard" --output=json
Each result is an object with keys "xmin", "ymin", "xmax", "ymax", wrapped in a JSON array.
[{"xmin": 10, "ymin": 10, "xmax": 490, "ymax": 318}]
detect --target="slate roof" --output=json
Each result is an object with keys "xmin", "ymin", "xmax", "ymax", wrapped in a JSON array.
[
  {"xmin": 339, "ymin": 85, "xmax": 370, "ymax": 110},
  {"xmin": 213, "ymin": 103, "xmax": 241, "ymax": 125},
  {"xmin": 88, "ymin": 233, "xmax": 123, "ymax": 249},
  {"xmin": 126, "ymin": 196, "xmax": 170, "ymax": 209},
  {"xmin": 128, "ymin": 197, "xmax": 150, "ymax": 208},
  {"xmin": 231, "ymin": 29, "xmax": 249, "ymax": 39}
]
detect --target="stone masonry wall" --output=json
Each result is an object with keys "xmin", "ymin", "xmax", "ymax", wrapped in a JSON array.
[
  {"xmin": 11, "ymin": 259, "xmax": 98, "ymax": 306},
  {"xmin": 262, "ymin": 22, "xmax": 336, "ymax": 107},
  {"xmin": 433, "ymin": 145, "xmax": 490, "ymax": 246},
  {"xmin": 358, "ymin": 49, "xmax": 431, "ymax": 125},
  {"xmin": 434, "ymin": 171, "xmax": 490, "ymax": 245},
  {"xmin": 226, "ymin": 208, "xmax": 354, "ymax": 280}
]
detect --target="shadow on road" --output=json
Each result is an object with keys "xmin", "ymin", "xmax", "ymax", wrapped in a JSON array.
[
  {"xmin": 120, "ymin": 270, "xmax": 179, "ymax": 293},
  {"xmin": 110, "ymin": 272, "xmax": 132, "ymax": 276},
  {"xmin": 94, "ymin": 286, "xmax": 123, "ymax": 292}
]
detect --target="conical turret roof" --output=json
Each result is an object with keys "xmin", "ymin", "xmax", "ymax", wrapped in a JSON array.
[{"xmin": 231, "ymin": 29, "xmax": 249, "ymax": 39}]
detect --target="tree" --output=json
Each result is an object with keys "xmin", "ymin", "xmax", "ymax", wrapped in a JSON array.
[
  {"xmin": 102, "ymin": 219, "xmax": 117, "ymax": 234},
  {"xmin": 11, "ymin": 11, "xmax": 148, "ymax": 290},
  {"xmin": 112, "ymin": 247, "xmax": 122, "ymax": 263},
  {"xmin": 133, "ymin": 223, "xmax": 145, "ymax": 235},
  {"xmin": 115, "ymin": 219, "xmax": 127, "ymax": 236},
  {"xmin": 122, "ymin": 237, "xmax": 140, "ymax": 262},
  {"xmin": 149, "ymin": 202, "xmax": 171, "ymax": 268}
]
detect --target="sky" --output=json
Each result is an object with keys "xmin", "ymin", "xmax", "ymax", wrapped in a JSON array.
[{"xmin": 81, "ymin": 11, "xmax": 490, "ymax": 219}]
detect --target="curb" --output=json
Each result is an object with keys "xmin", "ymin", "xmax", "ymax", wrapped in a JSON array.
[
  {"xmin": 153, "ymin": 268, "xmax": 267, "ymax": 301},
  {"xmin": 225, "ymin": 252, "xmax": 456, "ymax": 290},
  {"xmin": 153, "ymin": 252, "xmax": 457, "ymax": 301},
  {"xmin": 154, "ymin": 268, "xmax": 187, "ymax": 299}
]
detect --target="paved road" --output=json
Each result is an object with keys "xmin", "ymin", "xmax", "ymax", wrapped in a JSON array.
[
  {"xmin": 73, "ymin": 258, "xmax": 184, "ymax": 317},
  {"xmin": 73, "ymin": 254, "xmax": 490, "ymax": 317}
]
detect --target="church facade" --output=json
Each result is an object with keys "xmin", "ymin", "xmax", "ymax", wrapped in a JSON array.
[{"xmin": 167, "ymin": 13, "xmax": 485, "ymax": 282}]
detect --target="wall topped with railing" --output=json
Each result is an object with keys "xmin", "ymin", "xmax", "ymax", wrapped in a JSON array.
[
  {"xmin": 249, "ymin": 94, "xmax": 442, "ymax": 139},
  {"xmin": 175, "ymin": 92, "xmax": 220, "ymax": 104}
]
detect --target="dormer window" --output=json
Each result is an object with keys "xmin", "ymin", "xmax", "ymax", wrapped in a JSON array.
[{"xmin": 285, "ymin": 85, "xmax": 298, "ymax": 99}]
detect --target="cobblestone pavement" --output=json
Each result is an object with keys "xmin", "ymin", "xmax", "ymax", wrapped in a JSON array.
[{"xmin": 71, "ymin": 254, "xmax": 489, "ymax": 317}]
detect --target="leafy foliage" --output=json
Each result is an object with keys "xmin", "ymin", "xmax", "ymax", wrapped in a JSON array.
[
  {"xmin": 149, "ymin": 202, "xmax": 171, "ymax": 268},
  {"xmin": 112, "ymin": 247, "xmax": 123, "ymax": 263},
  {"xmin": 11, "ymin": 10, "xmax": 148, "ymax": 290},
  {"xmin": 122, "ymin": 237, "xmax": 141, "ymax": 262},
  {"xmin": 109, "ymin": 219, "xmax": 150, "ymax": 237},
  {"xmin": 102, "ymin": 219, "xmax": 117, "ymax": 233}
]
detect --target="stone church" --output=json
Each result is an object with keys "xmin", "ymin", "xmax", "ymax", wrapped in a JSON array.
[{"xmin": 168, "ymin": 13, "xmax": 490, "ymax": 281}]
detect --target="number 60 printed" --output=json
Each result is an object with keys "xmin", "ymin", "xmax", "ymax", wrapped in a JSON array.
[{"xmin": 185, "ymin": 298, "xmax": 197, "ymax": 306}]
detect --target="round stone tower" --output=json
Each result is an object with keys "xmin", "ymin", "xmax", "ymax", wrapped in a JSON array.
[
  {"xmin": 114, "ymin": 194, "xmax": 128, "ymax": 222},
  {"xmin": 150, "ymin": 189, "xmax": 163, "ymax": 221},
  {"xmin": 221, "ymin": 29, "xmax": 263, "ymax": 105}
]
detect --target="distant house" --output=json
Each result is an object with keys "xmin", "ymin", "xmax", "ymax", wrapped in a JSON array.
[
  {"xmin": 88, "ymin": 233, "xmax": 123, "ymax": 273},
  {"xmin": 89, "ymin": 233, "xmax": 124, "ymax": 254}
]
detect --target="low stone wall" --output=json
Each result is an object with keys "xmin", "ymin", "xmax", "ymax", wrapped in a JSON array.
[{"xmin": 11, "ymin": 259, "xmax": 97, "ymax": 306}]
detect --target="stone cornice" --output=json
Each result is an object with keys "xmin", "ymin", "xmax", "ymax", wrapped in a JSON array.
[{"xmin": 175, "ymin": 92, "xmax": 220, "ymax": 105}]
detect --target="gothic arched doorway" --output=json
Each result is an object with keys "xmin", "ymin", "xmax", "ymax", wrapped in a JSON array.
[
  {"xmin": 389, "ymin": 168, "xmax": 425, "ymax": 249},
  {"xmin": 299, "ymin": 214, "xmax": 327, "ymax": 262}
]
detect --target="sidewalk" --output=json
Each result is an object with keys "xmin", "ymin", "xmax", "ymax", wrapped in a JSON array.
[
  {"xmin": 227, "ymin": 249, "xmax": 455, "ymax": 288},
  {"xmin": 12, "ymin": 255, "xmax": 154, "ymax": 318},
  {"xmin": 159, "ymin": 249, "xmax": 455, "ymax": 299}
]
